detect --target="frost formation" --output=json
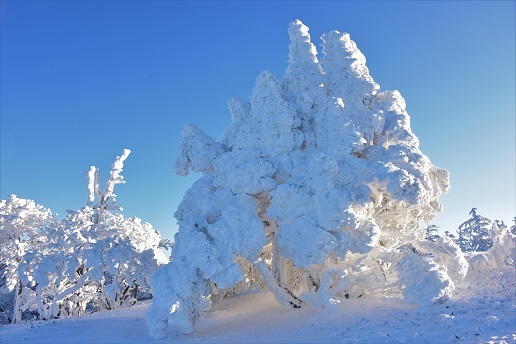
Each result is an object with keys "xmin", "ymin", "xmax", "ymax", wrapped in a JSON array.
[
  {"xmin": 147, "ymin": 20, "xmax": 456, "ymax": 338},
  {"xmin": 1, "ymin": 151, "xmax": 168, "ymax": 324}
]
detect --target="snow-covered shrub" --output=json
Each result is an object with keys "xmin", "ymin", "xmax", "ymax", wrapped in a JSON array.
[
  {"xmin": 393, "ymin": 244, "xmax": 453, "ymax": 305},
  {"xmin": 415, "ymin": 236, "xmax": 468, "ymax": 283},
  {"xmin": 487, "ymin": 220, "xmax": 515, "ymax": 267},
  {"xmin": 0, "ymin": 195, "xmax": 55, "ymax": 324},
  {"xmin": 147, "ymin": 20, "xmax": 458, "ymax": 338},
  {"xmin": 17, "ymin": 210, "xmax": 164, "ymax": 320},
  {"xmin": 457, "ymin": 211, "xmax": 514, "ymax": 274},
  {"xmin": 457, "ymin": 208, "xmax": 493, "ymax": 252},
  {"xmin": 13, "ymin": 150, "xmax": 168, "ymax": 322}
]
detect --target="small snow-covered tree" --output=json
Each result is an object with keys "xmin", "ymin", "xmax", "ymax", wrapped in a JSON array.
[
  {"xmin": 0, "ymin": 196, "xmax": 54, "ymax": 324},
  {"xmin": 444, "ymin": 230, "xmax": 456, "ymax": 240},
  {"xmin": 16, "ymin": 150, "xmax": 168, "ymax": 321},
  {"xmin": 424, "ymin": 225, "xmax": 440, "ymax": 242},
  {"xmin": 511, "ymin": 217, "xmax": 516, "ymax": 235},
  {"xmin": 457, "ymin": 208, "xmax": 493, "ymax": 252},
  {"xmin": 486, "ymin": 220, "xmax": 515, "ymax": 267},
  {"xmin": 464, "ymin": 218, "xmax": 515, "ymax": 271},
  {"xmin": 147, "ymin": 20, "xmax": 459, "ymax": 338}
]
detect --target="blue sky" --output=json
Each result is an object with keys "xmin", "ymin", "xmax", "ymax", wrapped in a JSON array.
[{"xmin": 1, "ymin": 1, "xmax": 514, "ymax": 239}]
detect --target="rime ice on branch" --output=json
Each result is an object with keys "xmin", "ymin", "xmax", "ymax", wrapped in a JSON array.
[
  {"xmin": 87, "ymin": 149, "xmax": 131, "ymax": 224},
  {"xmin": 147, "ymin": 20, "xmax": 460, "ymax": 338}
]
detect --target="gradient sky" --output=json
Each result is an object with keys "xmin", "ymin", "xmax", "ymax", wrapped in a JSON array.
[{"xmin": 1, "ymin": 1, "xmax": 514, "ymax": 240}]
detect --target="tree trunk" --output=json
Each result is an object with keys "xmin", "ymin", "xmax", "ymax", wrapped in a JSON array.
[
  {"xmin": 12, "ymin": 279, "xmax": 22, "ymax": 324},
  {"xmin": 255, "ymin": 192, "xmax": 303, "ymax": 309}
]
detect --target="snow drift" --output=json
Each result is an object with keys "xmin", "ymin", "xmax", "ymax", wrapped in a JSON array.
[{"xmin": 147, "ymin": 20, "xmax": 462, "ymax": 338}]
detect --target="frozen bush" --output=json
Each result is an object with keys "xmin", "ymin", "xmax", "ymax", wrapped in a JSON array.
[{"xmin": 8, "ymin": 150, "xmax": 167, "ymax": 322}]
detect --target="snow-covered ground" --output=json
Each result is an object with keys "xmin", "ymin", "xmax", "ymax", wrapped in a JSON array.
[{"xmin": 2, "ymin": 266, "xmax": 514, "ymax": 343}]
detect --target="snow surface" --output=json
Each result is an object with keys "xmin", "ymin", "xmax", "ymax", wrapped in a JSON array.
[{"xmin": 2, "ymin": 266, "xmax": 514, "ymax": 343}]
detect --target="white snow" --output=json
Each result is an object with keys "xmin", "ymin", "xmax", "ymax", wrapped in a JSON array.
[{"xmin": 2, "ymin": 265, "xmax": 514, "ymax": 343}]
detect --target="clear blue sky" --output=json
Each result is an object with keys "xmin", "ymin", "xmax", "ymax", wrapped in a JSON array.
[{"xmin": 1, "ymin": 1, "xmax": 514, "ymax": 240}]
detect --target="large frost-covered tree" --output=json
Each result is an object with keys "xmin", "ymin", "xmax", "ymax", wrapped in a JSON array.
[{"xmin": 147, "ymin": 20, "xmax": 461, "ymax": 338}]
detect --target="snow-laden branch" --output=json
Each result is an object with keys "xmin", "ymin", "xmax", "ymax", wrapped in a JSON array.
[
  {"xmin": 86, "ymin": 149, "xmax": 131, "ymax": 224},
  {"xmin": 103, "ymin": 149, "xmax": 131, "ymax": 203}
]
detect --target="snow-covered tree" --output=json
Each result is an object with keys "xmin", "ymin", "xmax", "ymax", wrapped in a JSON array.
[
  {"xmin": 14, "ymin": 150, "xmax": 168, "ymax": 322},
  {"xmin": 486, "ymin": 220, "xmax": 515, "ymax": 267},
  {"xmin": 444, "ymin": 230, "xmax": 456, "ymax": 240},
  {"xmin": 457, "ymin": 208, "xmax": 493, "ymax": 252},
  {"xmin": 16, "ymin": 210, "xmax": 164, "ymax": 320},
  {"xmin": 0, "ymin": 195, "xmax": 54, "ymax": 324},
  {"xmin": 147, "ymin": 20, "xmax": 458, "ymax": 338},
  {"xmin": 464, "ymin": 217, "xmax": 515, "ymax": 272},
  {"xmin": 424, "ymin": 225, "xmax": 440, "ymax": 242}
]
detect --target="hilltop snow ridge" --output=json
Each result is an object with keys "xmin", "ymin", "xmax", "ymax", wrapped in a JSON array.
[{"xmin": 147, "ymin": 20, "xmax": 454, "ymax": 338}]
